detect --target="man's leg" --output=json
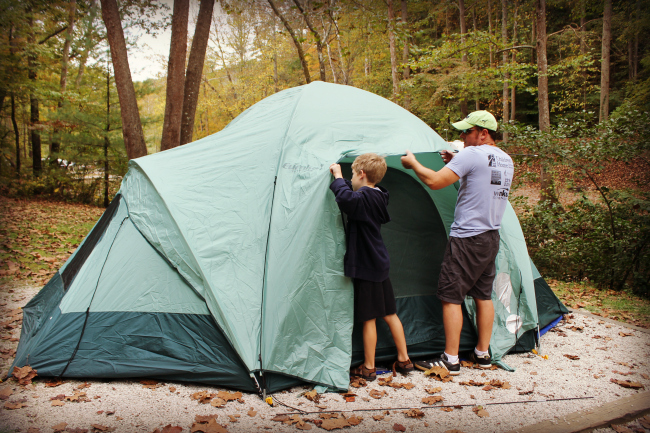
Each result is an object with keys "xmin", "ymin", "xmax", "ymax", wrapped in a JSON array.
[
  {"xmin": 474, "ymin": 299, "xmax": 494, "ymax": 352},
  {"xmin": 362, "ymin": 319, "xmax": 377, "ymax": 369},
  {"xmin": 383, "ymin": 314, "xmax": 409, "ymax": 363},
  {"xmin": 442, "ymin": 301, "xmax": 463, "ymax": 356}
]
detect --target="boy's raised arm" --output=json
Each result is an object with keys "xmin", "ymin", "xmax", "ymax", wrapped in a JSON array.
[{"xmin": 329, "ymin": 166, "xmax": 370, "ymax": 221}]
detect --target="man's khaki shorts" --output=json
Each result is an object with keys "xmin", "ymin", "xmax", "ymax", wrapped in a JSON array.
[{"xmin": 437, "ymin": 230, "xmax": 500, "ymax": 305}]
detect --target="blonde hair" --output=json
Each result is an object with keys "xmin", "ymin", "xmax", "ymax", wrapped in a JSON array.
[{"xmin": 351, "ymin": 153, "xmax": 387, "ymax": 184}]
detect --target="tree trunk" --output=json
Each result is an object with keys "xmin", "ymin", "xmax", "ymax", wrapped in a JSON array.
[
  {"xmin": 510, "ymin": 1, "xmax": 517, "ymax": 122},
  {"xmin": 401, "ymin": 0, "xmax": 410, "ymax": 109},
  {"xmin": 599, "ymin": 0, "xmax": 612, "ymax": 123},
  {"xmin": 459, "ymin": 0, "xmax": 468, "ymax": 116},
  {"xmin": 536, "ymin": 0, "xmax": 557, "ymax": 205},
  {"xmin": 27, "ymin": 12, "xmax": 42, "ymax": 176},
  {"xmin": 501, "ymin": 0, "xmax": 509, "ymax": 143},
  {"xmin": 75, "ymin": 0, "xmax": 99, "ymax": 88},
  {"xmin": 105, "ymin": 69, "xmax": 111, "ymax": 208},
  {"xmin": 268, "ymin": 0, "xmax": 311, "ymax": 85},
  {"xmin": 488, "ymin": 0, "xmax": 493, "ymax": 65},
  {"xmin": 160, "ymin": 0, "xmax": 189, "ymax": 151},
  {"xmin": 51, "ymin": 0, "xmax": 76, "ymax": 157},
  {"xmin": 179, "ymin": 0, "xmax": 215, "ymax": 146},
  {"xmin": 100, "ymin": 0, "xmax": 147, "ymax": 159},
  {"xmin": 387, "ymin": 0, "xmax": 399, "ymax": 100},
  {"xmin": 293, "ymin": 0, "xmax": 326, "ymax": 82},
  {"xmin": 11, "ymin": 94, "xmax": 20, "ymax": 175}
]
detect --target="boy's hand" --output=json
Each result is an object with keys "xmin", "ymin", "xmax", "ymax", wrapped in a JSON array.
[
  {"xmin": 329, "ymin": 163, "xmax": 343, "ymax": 178},
  {"xmin": 401, "ymin": 151, "xmax": 417, "ymax": 169},
  {"xmin": 440, "ymin": 150, "xmax": 455, "ymax": 164}
]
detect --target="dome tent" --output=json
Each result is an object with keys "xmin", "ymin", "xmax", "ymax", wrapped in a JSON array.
[{"xmin": 10, "ymin": 82, "xmax": 566, "ymax": 393}]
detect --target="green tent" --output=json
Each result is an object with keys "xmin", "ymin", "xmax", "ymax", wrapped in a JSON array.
[{"xmin": 10, "ymin": 82, "xmax": 566, "ymax": 393}]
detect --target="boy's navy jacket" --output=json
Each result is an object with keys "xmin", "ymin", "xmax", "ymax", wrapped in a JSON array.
[{"xmin": 329, "ymin": 177, "xmax": 391, "ymax": 282}]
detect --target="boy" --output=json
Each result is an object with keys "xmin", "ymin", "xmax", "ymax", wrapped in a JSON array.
[{"xmin": 329, "ymin": 153, "xmax": 413, "ymax": 381}]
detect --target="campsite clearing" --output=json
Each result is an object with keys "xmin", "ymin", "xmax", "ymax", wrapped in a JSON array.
[{"xmin": 0, "ymin": 282, "xmax": 649, "ymax": 432}]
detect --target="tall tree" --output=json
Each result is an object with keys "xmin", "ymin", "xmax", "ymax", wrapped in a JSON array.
[
  {"xmin": 387, "ymin": 0, "xmax": 399, "ymax": 100},
  {"xmin": 501, "ymin": 0, "xmax": 509, "ymax": 143},
  {"xmin": 27, "ymin": 8, "xmax": 42, "ymax": 176},
  {"xmin": 401, "ymin": 0, "xmax": 410, "ymax": 109},
  {"xmin": 100, "ymin": 0, "xmax": 148, "ymax": 160},
  {"xmin": 51, "ymin": 0, "xmax": 77, "ymax": 157},
  {"xmin": 160, "ymin": 0, "xmax": 189, "ymax": 151},
  {"xmin": 510, "ymin": 1, "xmax": 517, "ymax": 121},
  {"xmin": 599, "ymin": 0, "xmax": 612, "ymax": 123},
  {"xmin": 179, "ymin": 0, "xmax": 215, "ymax": 145},
  {"xmin": 536, "ymin": 0, "xmax": 557, "ymax": 205},
  {"xmin": 459, "ymin": 0, "xmax": 468, "ymax": 116},
  {"xmin": 293, "ymin": 0, "xmax": 326, "ymax": 82},
  {"xmin": 75, "ymin": 0, "xmax": 99, "ymax": 89},
  {"xmin": 268, "ymin": 0, "xmax": 311, "ymax": 85}
]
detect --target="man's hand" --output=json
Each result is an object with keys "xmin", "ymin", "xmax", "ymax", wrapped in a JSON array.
[
  {"xmin": 401, "ymin": 150, "xmax": 418, "ymax": 169},
  {"xmin": 329, "ymin": 163, "xmax": 343, "ymax": 179},
  {"xmin": 440, "ymin": 150, "xmax": 455, "ymax": 164}
]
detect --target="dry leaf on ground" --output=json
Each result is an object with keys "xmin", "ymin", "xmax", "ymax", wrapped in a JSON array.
[
  {"xmin": 91, "ymin": 425, "xmax": 115, "ymax": 432},
  {"xmin": 191, "ymin": 418, "xmax": 227, "ymax": 433},
  {"xmin": 304, "ymin": 390, "xmax": 320, "ymax": 403},
  {"xmin": 320, "ymin": 417, "xmax": 350, "ymax": 430},
  {"xmin": 372, "ymin": 415, "xmax": 385, "ymax": 421},
  {"xmin": 217, "ymin": 390, "xmax": 242, "ymax": 402},
  {"xmin": 422, "ymin": 395, "xmax": 444, "ymax": 405},
  {"xmin": 210, "ymin": 397, "xmax": 226, "ymax": 407},
  {"xmin": 12, "ymin": 365, "xmax": 37, "ymax": 385},
  {"xmin": 369, "ymin": 389, "xmax": 386, "ymax": 399},
  {"xmin": 0, "ymin": 387, "xmax": 12, "ymax": 400},
  {"xmin": 403, "ymin": 409, "xmax": 424, "ymax": 418},
  {"xmin": 52, "ymin": 422, "xmax": 68, "ymax": 432},
  {"xmin": 51, "ymin": 400, "xmax": 65, "ymax": 407},
  {"xmin": 393, "ymin": 423, "xmax": 406, "ymax": 432},
  {"xmin": 425, "ymin": 386, "xmax": 442, "ymax": 394},
  {"xmin": 564, "ymin": 354, "xmax": 580, "ymax": 360},
  {"xmin": 248, "ymin": 407, "xmax": 257, "ymax": 417},
  {"xmin": 44, "ymin": 378, "xmax": 65, "ymax": 387},
  {"xmin": 472, "ymin": 406, "xmax": 489, "ymax": 417},
  {"xmin": 349, "ymin": 377, "xmax": 367, "ymax": 388},
  {"xmin": 5, "ymin": 401, "xmax": 27, "ymax": 409},
  {"xmin": 610, "ymin": 378, "xmax": 644, "ymax": 389}
]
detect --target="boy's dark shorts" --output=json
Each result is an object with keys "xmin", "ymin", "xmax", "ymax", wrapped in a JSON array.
[
  {"xmin": 353, "ymin": 278, "xmax": 397, "ymax": 323},
  {"xmin": 437, "ymin": 230, "xmax": 500, "ymax": 305}
]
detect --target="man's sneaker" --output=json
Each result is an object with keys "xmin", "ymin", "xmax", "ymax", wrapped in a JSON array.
[
  {"xmin": 414, "ymin": 353, "xmax": 460, "ymax": 376},
  {"xmin": 468, "ymin": 351, "xmax": 492, "ymax": 368}
]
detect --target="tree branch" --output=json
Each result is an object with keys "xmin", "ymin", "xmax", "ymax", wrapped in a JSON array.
[{"xmin": 39, "ymin": 26, "xmax": 69, "ymax": 44}]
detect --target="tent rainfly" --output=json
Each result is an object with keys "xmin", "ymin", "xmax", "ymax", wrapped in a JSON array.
[{"xmin": 10, "ymin": 82, "xmax": 567, "ymax": 393}]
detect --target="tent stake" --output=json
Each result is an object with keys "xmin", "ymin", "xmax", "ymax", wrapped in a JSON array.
[{"xmin": 275, "ymin": 396, "xmax": 594, "ymax": 416}]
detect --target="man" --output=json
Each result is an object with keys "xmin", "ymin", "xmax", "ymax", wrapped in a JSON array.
[{"xmin": 400, "ymin": 110, "xmax": 514, "ymax": 375}]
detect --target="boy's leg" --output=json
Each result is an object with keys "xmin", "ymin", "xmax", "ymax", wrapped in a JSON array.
[
  {"xmin": 383, "ymin": 314, "xmax": 409, "ymax": 363},
  {"xmin": 362, "ymin": 319, "xmax": 377, "ymax": 369},
  {"xmin": 442, "ymin": 301, "xmax": 463, "ymax": 356},
  {"xmin": 474, "ymin": 298, "xmax": 494, "ymax": 352}
]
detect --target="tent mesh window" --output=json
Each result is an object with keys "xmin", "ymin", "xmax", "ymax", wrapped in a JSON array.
[{"xmin": 61, "ymin": 194, "xmax": 122, "ymax": 290}]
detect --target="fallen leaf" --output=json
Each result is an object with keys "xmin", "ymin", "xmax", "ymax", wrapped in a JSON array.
[
  {"xmin": 216, "ymin": 390, "xmax": 242, "ymax": 401},
  {"xmin": 441, "ymin": 407, "xmax": 454, "ymax": 412},
  {"xmin": 4, "ymin": 401, "xmax": 27, "ymax": 409},
  {"xmin": 619, "ymin": 332, "xmax": 633, "ymax": 337},
  {"xmin": 192, "ymin": 419, "xmax": 227, "ymax": 433},
  {"xmin": 12, "ymin": 365, "xmax": 37, "ymax": 385},
  {"xmin": 52, "ymin": 422, "xmax": 68, "ymax": 432},
  {"xmin": 424, "ymin": 366, "xmax": 449, "ymax": 380},
  {"xmin": 320, "ymin": 417, "xmax": 350, "ymax": 430},
  {"xmin": 304, "ymin": 390, "xmax": 320, "ymax": 403},
  {"xmin": 564, "ymin": 354, "xmax": 580, "ymax": 360},
  {"xmin": 91, "ymin": 425, "xmax": 115, "ymax": 432},
  {"xmin": 44, "ymin": 378, "xmax": 65, "ymax": 387},
  {"xmin": 472, "ymin": 406, "xmax": 489, "ymax": 417},
  {"xmin": 401, "ymin": 382, "xmax": 415, "ymax": 390},
  {"xmin": 611, "ymin": 425, "xmax": 632, "ymax": 433},
  {"xmin": 349, "ymin": 377, "xmax": 367, "ymax": 388},
  {"xmin": 369, "ymin": 389, "xmax": 387, "ymax": 399},
  {"xmin": 169, "ymin": 386, "xmax": 176, "ymax": 393},
  {"xmin": 140, "ymin": 380, "xmax": 163, "ymax": 390},
  {"xmin": 372, "ymin": 415, "xmax": 384, "ymax": 421},
  {"xmin": 425, "ymin": 386, "xmax": 442, "ymax": 394},
  {"xmin": 51, "ymin": 400, "xmax": 65, "ymax": 407},
  {"xmin": 228, "ymin": 414, "xmax": 240, "ymax": 422},
  {"xmin": 393, "ymin": 423, "xmax": 406, "ymax": 432},
  {"xmin": 0, "ymin": 387, "xmax": 13, "ymax": 400},
  {"xmin": 610, "ymin": 379, "xmax": 644, "ymax": 389},
  {"xmin": 346, "ymin": 415, "xmax": 362, "ymax": 426},
  {"xmin": 210, "ymin": 397, "xmax": 226, "ymax": 407},
  {"xmin": 422, "ymin": 395, "xmax": 443, "ymax": 405},
  {"xmin": 248, "ymin": 408, "xmax": 257, "ymax": 417},
  {"xmin": 403, "ymin": 409, "xmax": 424, "ymax": 418}
]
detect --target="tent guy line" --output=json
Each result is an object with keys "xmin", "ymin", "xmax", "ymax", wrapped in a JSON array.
[{"xmin": 275, "ymin": 396, "xmax": 595, "ymax": 415}]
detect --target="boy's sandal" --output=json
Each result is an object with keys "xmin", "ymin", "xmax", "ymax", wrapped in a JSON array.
[
  {"xmin": 350, "ymin": 365, "xmax": 377, "ymax": 381},
  {"xmin": 392, "ymin": 359, "xmax": 414, "ymax": 376}
]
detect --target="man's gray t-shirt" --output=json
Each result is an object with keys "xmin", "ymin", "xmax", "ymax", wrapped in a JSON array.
[{"xmin": 445, "ymin": 145, "xmax": 514, "ymax": 238}]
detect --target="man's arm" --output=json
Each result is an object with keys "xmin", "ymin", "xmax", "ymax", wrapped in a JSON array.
[{"xmin": 401, "ymin": 151, "xmax": 459, "ymax": 190}]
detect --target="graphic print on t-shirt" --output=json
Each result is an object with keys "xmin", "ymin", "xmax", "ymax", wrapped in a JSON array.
[
  {"xmin": 491, "ymin": 169, "xmax": 502, "ymax": 185},
  {"xmin": 488, "ymin": 154, "xmax": 496, "ymax": 167}
]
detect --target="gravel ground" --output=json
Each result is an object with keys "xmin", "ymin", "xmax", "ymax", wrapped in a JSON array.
[{"xmin": 1, "ymin": 284, "xmax": 649, "ymax": 433}]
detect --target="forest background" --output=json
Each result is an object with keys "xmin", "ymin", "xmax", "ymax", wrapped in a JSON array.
[{"xmin": 0, "ymin": 0, "xmax": 648, "ymax": 298}]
